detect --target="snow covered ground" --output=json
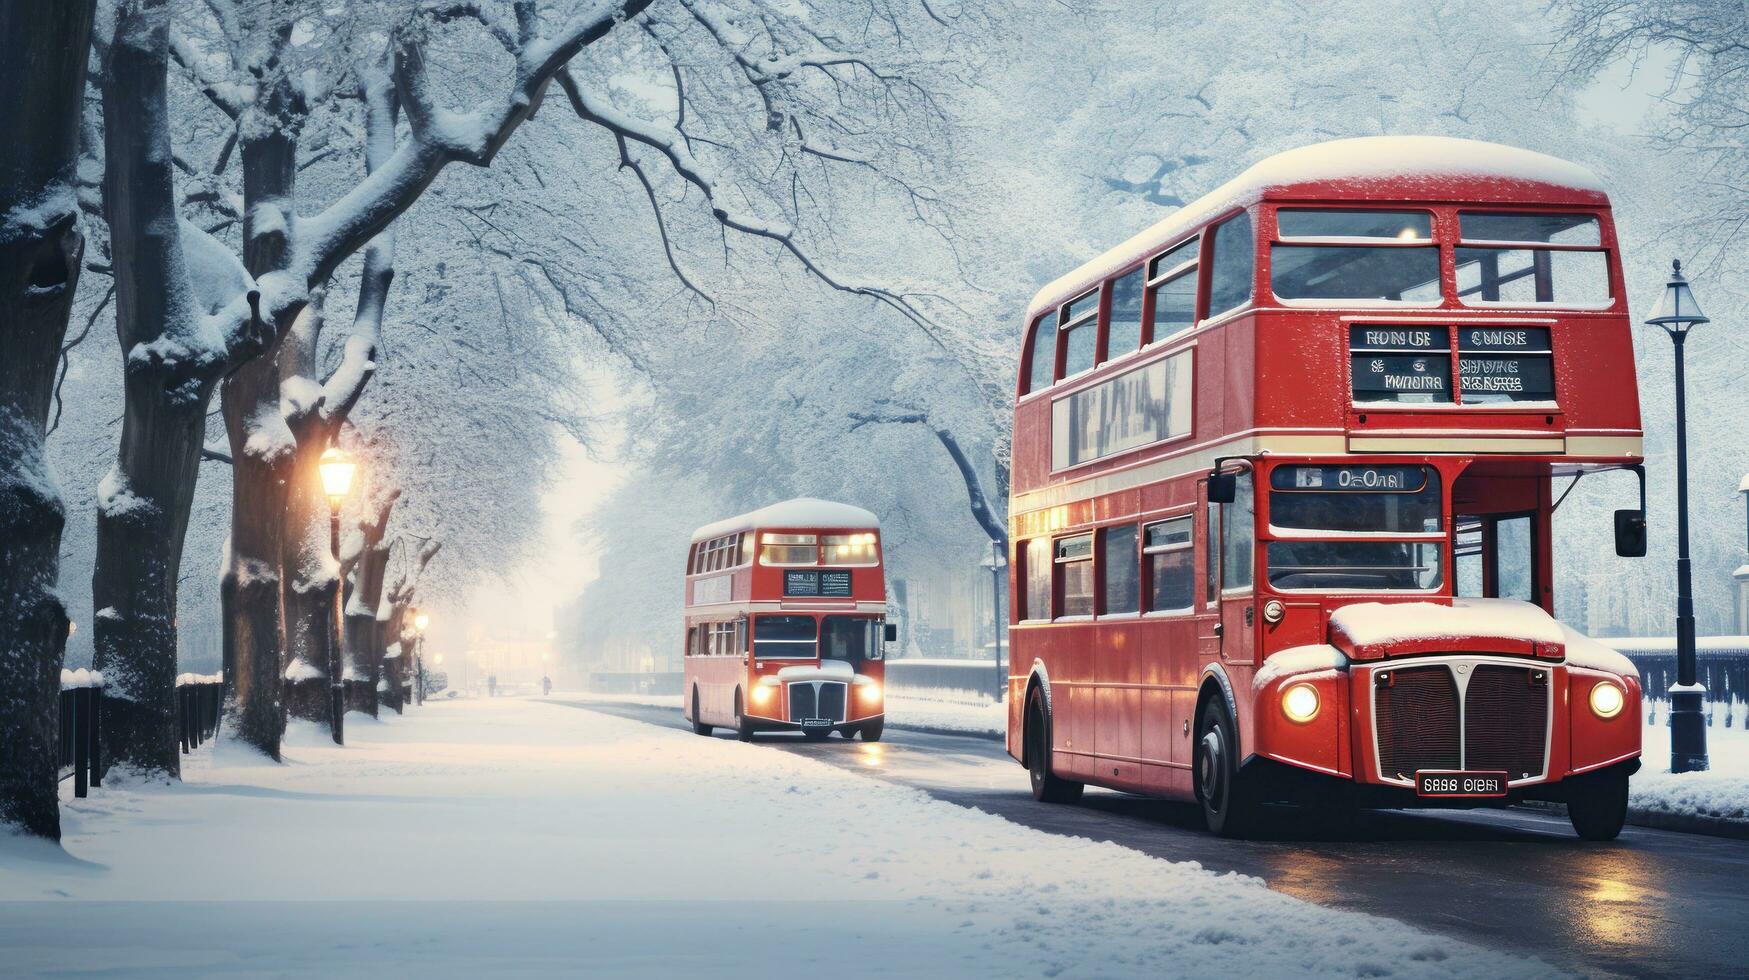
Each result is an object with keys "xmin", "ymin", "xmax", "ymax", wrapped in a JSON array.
[
  {"xmin": 0, "ymin": 698, "xmax": 1560, "ymax": 978},
  {"xmin": 565, "ymin": 689, "xmax": 1749, "ymax": 831},
  {"xmin": 1631, "ymin": 715, "xmax": 1749, "ymax": 826}
]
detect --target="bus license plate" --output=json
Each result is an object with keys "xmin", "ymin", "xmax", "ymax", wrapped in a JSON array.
[
  {"xmin": 800, "ymin": 718, "xmax": 832, "ymax": 729},
  {"xmin": 1416, "ymin": 771, "xmax": 1508, "ymax": 798}
]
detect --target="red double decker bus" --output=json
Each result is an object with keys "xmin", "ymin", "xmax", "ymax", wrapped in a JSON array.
[
  {"xmin": 1004, "ymin": 136, "xmax": 1646, "ymax": 839},
  {"xmin": 683, "ymin": 499, "xmax": 893, "ymax": 742}
]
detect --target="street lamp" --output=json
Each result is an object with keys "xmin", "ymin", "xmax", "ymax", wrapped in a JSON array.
[
  {"xmin": 1645, "ymin": 259, "xmax": 1710, "ymax": 773},
  {"xmin": 319, "ymin": 445, "xmax": 357, "ymax": 744},
  {"xmin": 411, "ymin": 609, "xmax": 429, "ymax": 706},
  {"xmin": 980, "ymin": 541, "xmax": 1007, "ymax": 701}
]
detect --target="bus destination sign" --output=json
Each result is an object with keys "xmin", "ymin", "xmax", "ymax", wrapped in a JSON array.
[
  {"xmin": 1351, "ymin": 354, "xmax": 1450, "ymax": 398},
  {"xmin": 784, "ymin": 570, "xmax": 854, "ymax": 598},
  {"xmin": 1348, "ymin": 325, "xmax": 1448, "ymax": 352},
  {"xmin": 1271, "ymin": 465, "xmax": 1428, "ymax": 492}
]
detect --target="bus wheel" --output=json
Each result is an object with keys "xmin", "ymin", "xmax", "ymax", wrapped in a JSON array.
[
  {"xmin": 735, "ymin": 692, "xmax": 754, "ymax": 742},
  {"xmin": 690, "ymin": 688, "xmax": 711, "ymax": 737},
  {"xmin": 1196, "ymin": 699, "xmax": 1258, "ymax": 838},
  {"xmin": 860, "ymin": 721, "xmax": 884, "ymax": 742},
  {"xmin": 1567, "ymin": 771, "xmax": 1629, "ymax": 841},
  {"xmin": 1026, "ymin": 688, "xmax": 1083, "ymax": 804}
]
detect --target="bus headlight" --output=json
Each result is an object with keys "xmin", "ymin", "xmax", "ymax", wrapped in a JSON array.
[
  {"xmin": 751, "ymin": 681, "xmax": 776, "ymax": 707},
  {"xmin": 858, "ymin": 682, "xmax": 882, "ymax": 704},
  {"xmin": 1589, "ymin": 681, "xmax": 1625, "ymax": 719},
  {"xmin": 1281, "ymin": 683, "xmax": 1320, "ymax": 723}
]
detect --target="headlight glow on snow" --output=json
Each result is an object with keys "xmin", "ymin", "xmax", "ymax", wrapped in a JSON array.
[
  {"xmin": 1589, "ymin": 681, "xmax": 1625, "ymax": 719},
  {"xmin": 1281, "ymin": 683, "xmax": 1320, "ymax": 723}
]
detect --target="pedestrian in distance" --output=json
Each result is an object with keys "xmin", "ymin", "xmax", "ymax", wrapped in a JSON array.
[{"xmin": 541, "ymin": 675, "xmax": 552, "ymax": 697}]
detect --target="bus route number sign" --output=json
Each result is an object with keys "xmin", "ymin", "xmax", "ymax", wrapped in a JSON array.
[{"xmin": 1273, "ymin": 465, "xmax": 1426, "ymax": 492}]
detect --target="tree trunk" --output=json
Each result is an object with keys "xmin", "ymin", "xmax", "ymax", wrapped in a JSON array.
[
  {"xmin": 93, "ymin": 0, "xmax": 219, "ymax": 779},
  {"xmin": 0, "ymin": 0, "xmax": 97, "ymax": 839},
  {"xmin": 344, "ymin": 490, "xmax": 397, "ymax": 716},
  {"xmin": 220, "ymin": 102, "xmax": 301, "ymax": 751},
  {"xmin": 279, "ymin": 426, "xmax": 340, "ymax": 729},
  {"xmin": 380, "ymin": 604, "xmax": 405, "ymax": 715}
]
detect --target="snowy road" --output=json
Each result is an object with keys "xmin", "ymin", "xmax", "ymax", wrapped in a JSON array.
[{"xmin": 562, "ymin": 699, "xmax": 1749, "ymax": 979}]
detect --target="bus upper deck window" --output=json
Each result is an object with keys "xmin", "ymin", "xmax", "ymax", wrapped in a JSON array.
[
  {"xmin": 1206, "ymin": 211, "xmax": 1255, "ymax": 318},
  {"xmin": 1061, "ymin": 291, "xmax": 1098, "ymax": 378},
  {"xmin": 1456, "ymin": 212, "xmax": 1609, "ymax": 308},
  {"xmin": 1107, "ymin": 268, "xmax": 1144, "ymax": 360},
  {"xmin": 1271, "ymin": 208, "xmax": 1439, "ymax": 303},
  {"xmin": 761, "ymin": 533, "xmax": 818, "ymax": 566},
  {"xmin": 1025, "ymin": 312, "xmax": 1055, "ymax": 394},
  {"xmin": 1148, "ymin": 235, "xmax": 1199, "ymax": 344},
  {"xmin": 823, "ymin": 533, "xmax": 878, "ymax": 566}
]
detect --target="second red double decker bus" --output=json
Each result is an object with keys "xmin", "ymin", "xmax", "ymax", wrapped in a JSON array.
[
  {"xmin": 1004, "ymin": 136, "xmax": 1646, "ymax": 840},
  {"xmin": 683, "ymin": 499, "xmax": 894, "ymax": 742}
]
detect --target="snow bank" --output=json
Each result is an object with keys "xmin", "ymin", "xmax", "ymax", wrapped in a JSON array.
[
  {"xmin": 1328, "ymin": 597, "xmax": 1565, "ymax": 648},
  {"xmin": 175, "ymin": 672, "xmax": 223, "ymax": 686},
  {"xmin": 8, "ymin": 697, "xmax": 1555, "ymax": 978},
  {"xmin": 1632, "ymin": 723, "xmax": 1749, "ymax": 827},
  {"xmin": 691, "ymin": 497, "xmax": 878, "ymax": 541}
]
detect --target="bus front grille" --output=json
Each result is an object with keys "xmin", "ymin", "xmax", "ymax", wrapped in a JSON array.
[
  {"xmin": 787, "ymin": 681, "xmax": 848, "ymax": 723},
  {"xmin": 1463, "ymin": 665, "xmax": 1549, "ymax": 780},
  {"xmin": 1374, "ymin": 666, "xmax": 1461, "ymax": 779},
  {"xmin": 1372, "ymin": 662, "xmax": 1550, "ymax": 783}
]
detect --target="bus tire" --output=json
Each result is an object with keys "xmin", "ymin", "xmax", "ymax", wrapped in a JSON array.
[
  {"xmin": 1196, "ymin": 699, "xmax": 1258, "ymax": 838},
  {"xmin": 1026, "ymin": 687, "xmax": 1083, "ymax": 804},
  {"xmin": 690, "ymin": 688, "xmax": 711, "ymax": 737},
  {"xmin": 735, "ymin": 691, "xmax": 754, "ymax": 742},
  {"xmin": 1567, "ymin": 771, "xmax": 1629, "ymax": 841},
  {"xmin": 860, "ymin": 721, "xmax": 884, "ymax": 742}
]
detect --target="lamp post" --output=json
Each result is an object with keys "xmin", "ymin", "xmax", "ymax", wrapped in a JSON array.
[
  {"xmin": 980, "ymin": 541, "xmax": 1007, "ymax": 701},
  {"xmin": 413, "ymin": 611, "xmax": 430, "ymax": 706},
  {"xmin": 319, "ymin": 446, "xmax": 357, "ymax": 744},
  {"xmin": 1645, "ymin": 260, "xmax": 1710, "ymax": 773}
]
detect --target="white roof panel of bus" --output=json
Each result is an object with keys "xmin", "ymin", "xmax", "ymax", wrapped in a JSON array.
[
  {"xmin": 1028, "ymin": 136, "xmax": 1608, "ymax": 319},
  {"xmin": 690, "ymin": 497, "xmax": 879, "ymax": 542}
]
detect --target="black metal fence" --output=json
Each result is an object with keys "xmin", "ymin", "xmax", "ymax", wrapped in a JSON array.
[
  {"xmin": 1606, "ymin": 638, "xmax": 1749, "ymax": 727},
  {"xmin": 57, "ymin": 671, "xmax": 104, "ymax": 798},
  {"xmin": 176, "ymin": 673, "xmax": 224, "ymax": 752}
]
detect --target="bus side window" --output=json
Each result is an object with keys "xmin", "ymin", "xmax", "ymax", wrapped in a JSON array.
[
  {"xmin": 1024, "ymin": 537, "xmax": 1051, "ymax": 620},
  {"xmin": 1222, "ymin": 475, "xmax": 1254, "ymax": 592},
  {"xmin": 1205, "ymin": 502, "xmax": 1221, "ymax": 606},
  {"xmin": 1024, "ymin": 312, "xmax": 1056, "ymax": 394},
  {"xmin": 1207, "ymin": 210, "xmax": 1255, "ymax": 320}
]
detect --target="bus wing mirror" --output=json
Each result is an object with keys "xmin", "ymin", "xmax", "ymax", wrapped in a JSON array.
[
  {"xmin": 1208, "ymin": 472, "xmax": 1237, "ymax": 504},
  {"xmin": 1614, "ymin": 510, "xmax": 1647, "ymax": 558},
  {"xmin": 883, "ymin": 623, "xmax": 898, "ymax": 643}
]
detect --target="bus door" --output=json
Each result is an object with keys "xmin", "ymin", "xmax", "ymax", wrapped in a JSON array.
[
  {"xmin": 1218, "ymin": 472, "xmax": 1256, "ymax": 666},
  {"xmin": 1454, "ymin": 512, "xmax": 1540, "ymax": 605}
]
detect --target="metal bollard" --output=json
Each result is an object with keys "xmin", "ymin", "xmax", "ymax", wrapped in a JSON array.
[{"xmin": 72, "ymin": 687, "xmax": 90, "ymax": 799}]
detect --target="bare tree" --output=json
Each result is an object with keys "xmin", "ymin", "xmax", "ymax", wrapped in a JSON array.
[
  {"xmin": 342, "ymin": 483, "xmax": 400, "ymax": 716},
  {"xmin": 0, "ymin": 0, "xmax": 99, "ymax": 838},
  {"xmin": 93, "ymin": 0, "xmax": 656, "ymax": 774},
  {"xmin": 1552, "ymin": 0, "xmax": 1749, "ymax": 257}
]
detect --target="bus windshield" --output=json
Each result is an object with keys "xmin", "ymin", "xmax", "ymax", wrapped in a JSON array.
[
  {"xmin": 1266, "ymin": 465, "xmax": 1445, "ymax": 591},
  {"xmin": 820, "ymin": 616, "xmax": 881, "ymax": 667},
  {"xmin": 753, "ymin": 615, "xmax": 817, "ymax": 659}
]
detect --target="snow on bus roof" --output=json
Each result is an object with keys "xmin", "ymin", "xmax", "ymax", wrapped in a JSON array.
[
  {"xmin": 1028, "ymin": 136, "xmax": 1607, "ymax": 318},
  {"xmin": 691, "ymin": 498, "xmax": 878, "ymax": 542}
]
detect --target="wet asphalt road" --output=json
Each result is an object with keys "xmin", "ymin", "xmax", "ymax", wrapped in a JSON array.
[{"xmin": 556, "ymin": 699, "xmax": 1749, "ymax": 979}]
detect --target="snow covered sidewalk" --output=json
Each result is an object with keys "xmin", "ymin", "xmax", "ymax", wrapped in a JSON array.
[{"xmin": 1, "ymin": 699, "xmax": 1556, "ymax": 978}]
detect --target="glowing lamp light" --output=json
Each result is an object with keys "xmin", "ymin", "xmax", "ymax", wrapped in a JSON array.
[
  {"xmin": 435, "ymin": 653, "xmax": 445, "ymax": 665},
  {"xmin": 413, "ymin": 611, "xmax": 430, "ymax": 634},
  {"xmin": 1589, "ymin": 681, "xmax": 1626, "ymax": 720},
  {"xmin": 1395, "ymin": 227, "xmax": 1422, "ymax": 241},
  {"xmin": 318, "ymin": 446, "xmax": 357, "ymax": 504},
  {"xmin": 1281, "ymin": 683, "xmax": 1320, "ymax": 723}
]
